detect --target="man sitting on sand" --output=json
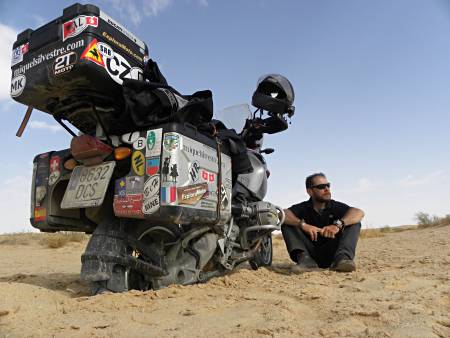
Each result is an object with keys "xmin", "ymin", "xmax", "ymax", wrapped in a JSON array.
[{"xmin": 281, "ymin": 173, "xmax": 364, "ymax": 272}]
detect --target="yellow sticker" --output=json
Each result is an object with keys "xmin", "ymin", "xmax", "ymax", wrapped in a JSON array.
[
  {"xmin": 131, "ymin": 151, "xmax": 145, "ymax": 176},
  {"xmin": 81, "ymin": 39, "xmax": 104, "ymax": 67},
  {"xmin": 34, "ymin": 207, "xmax": 46, "ymax": 222}
]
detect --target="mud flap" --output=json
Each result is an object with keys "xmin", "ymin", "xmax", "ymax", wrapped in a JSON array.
[
  {"xmin": 80, "ymin": 217, "xmax": 128, "ymax": 287},
  {"xmin": 80, "ymin": 217, "xmax": 167, "ymax": 292}
]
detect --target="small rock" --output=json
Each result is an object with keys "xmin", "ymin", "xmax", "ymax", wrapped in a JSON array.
[
  {"xmin": 0, "ymin": 310, "xmax": 9, "ymax": 316},
  {"xmin": 180, "ymin": 309, "xmax": 195, "ymax": 316},
  {"xmin": 70, "ymin": 325, "xmax": 80, "ymax": 330},
  {"xmin": 94, "ymin": 324, "xmax": 110, "ymax": 329}
]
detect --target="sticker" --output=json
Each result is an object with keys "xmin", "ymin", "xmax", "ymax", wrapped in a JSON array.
[
  {"xmin": 201, "ymin": 169, "xmax": 215, "ymax": 183},
  {"xmin": 81, "ymin": 39, "xmax": 104, "ymax": 66},
  {"xmin": 34, "ymin": 207, "xmax": 46, "ymax": 222},
  {"xmin": 39, "ymin": 153, "xmax": 49, "ymax": 159},
  {"xmin": 10, "ymin": 74, "xmax": 26, "ymax": 97},
  {"xmin": 115, "ymin": 178, "xmax": 126, "ymax": 198},
  {"xmin": 161, "ymin": 185, "xmax": 177, "ymax": 204},
  {"xmin": 113, "ymin": 194, "xmax": 144, "ymax": 219},
  {"xmin": 200, "ymin": 200, "xmax": 216, "ymax": 210},
  {"xmin": 182, "ymin": 142, "xmax": 218, "ymax": 164},
  {"xmin": 121, "ymin": 131, "xmax": 140, "ymax": 144},
  {"xmin": 169, "ymin": 164, "xmax": 178, "ymax": 183},
  {"xmin": 131, "ymin": 151, "xmax": 145, "ymax": 176},
  {"xmin": 143, "ymin": 175, "xmax": 160, "ymax": 199},
  {"xmin": 189, "ymin": 161, "xmax": 200, "ymax": 182},
  {"xmin": 101, "ymin": 31, "xmax": 143, "ymax": 63},
  {"xmin": 133, "ymin": 137, "xmax": 146, "ymax": 150},
  {"xmin": 99, "ymin": 11, "xmax": 146, "ymax": 50},
  {"xmin": 126, "ymin": 176, "xmax": 144, "ymax": 194},
  {"xmin": 142, "ymin": 195, "xmax": 159, "ymax": 215},
  {"xmin": 11, "ymin": 42, "xmax": 29, "ymax": 66},
  {"xmin": 48, "ymin": 156, "xmax": 61, "ymax": 186},
  {"xmin": 105, "ymin": 51, "xmax": 143, "ymax": 84},
  {"xmin": 161, "ymin": 156, "xmax": 171, "ymax": 181},
  {"xmin": 97, "ymin": 42, "xmax": 114, "ymax": 59},
  {"xmin": 163, "ymin": 133, "xmax": 180, "ymax": 152},
  {"xmin": 35, "ymin": 186, "xmax": 47, "ymax": 206},
  {"xmin": 177, "ymin": 183, "xmax": 208, "ymax": 205},
  {"xmin": 12, "ymin": 40, "xmax": 85, "ymax": 77},
  {"xmin": 63, "ymin": 15, "xmax": 98, "ymax": 41},
  {"xmin": 53, "ymin": 52, "xmax": 77, "ymax": 76},
  {"xmin": 221, "ymin": 184, "xmax": 229, "ymax": 209},
  {"xmin": 146, "ymin": 157, "xmax": 160, "ymax": 176},
  {"xmin": 145, "ymin": 129, "xmax": 162, "ymax": 157}
]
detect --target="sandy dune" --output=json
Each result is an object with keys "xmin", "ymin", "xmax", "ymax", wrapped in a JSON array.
[{"xmin": 1, "ymin": 225, "xmax": 449, "ymax": 338}]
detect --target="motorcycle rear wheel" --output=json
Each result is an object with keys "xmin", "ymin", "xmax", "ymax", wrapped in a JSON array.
[
  {"xmin": 85, "ymin": 220, "xmax": 179, "ymax": 295},
  {"xmin": 249, "ymin": 234, "xmax": 273, "ymax": 270}
]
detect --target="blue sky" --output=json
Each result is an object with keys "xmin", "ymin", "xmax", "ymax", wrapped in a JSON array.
[{"xmin": 1, "ymin": 0, "xmax": 450, "ymax": 233}]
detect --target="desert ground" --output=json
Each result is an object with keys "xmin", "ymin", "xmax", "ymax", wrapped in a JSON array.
[{"xmin": 0, "ymin": 225, "xmax": 449, "ymax": 338}]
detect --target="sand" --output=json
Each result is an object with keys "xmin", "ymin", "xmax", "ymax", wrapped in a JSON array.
[{"xmin": 0, "ymin": 225, "xmax": 449, "ymax": 338}]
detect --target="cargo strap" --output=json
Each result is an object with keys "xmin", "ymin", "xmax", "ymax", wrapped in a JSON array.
[{"xmin": 213, "ymin": 127, "xmax": 223, "ymax": 226}]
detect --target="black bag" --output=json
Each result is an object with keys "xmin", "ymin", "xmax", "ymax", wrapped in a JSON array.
[{"xmin": 122, "ymin": 78, "xmax": 213, "ymax": 129}]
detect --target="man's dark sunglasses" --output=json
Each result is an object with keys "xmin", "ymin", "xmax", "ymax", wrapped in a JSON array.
[{"xmin": 311, "ymin": 183, "xmax": 331, "ymax": 190}]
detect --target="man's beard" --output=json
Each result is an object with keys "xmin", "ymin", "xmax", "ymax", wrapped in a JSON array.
[{"xmin": 314, "ymin": 194, "xmax": 331, "ymax": 203}]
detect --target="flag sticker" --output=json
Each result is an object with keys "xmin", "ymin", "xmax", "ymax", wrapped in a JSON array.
[
  {"xmin": 146, "ymin": 157, "xmax": 160, "ymax": 176},
  {"xmin": 161, "ymin": 186, "xmax": 177, "ymax": 204}
]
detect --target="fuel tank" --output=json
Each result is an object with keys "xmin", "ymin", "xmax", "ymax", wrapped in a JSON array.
[{"xmin": 235, "ymin": 150, "xmax": 267, "ymax": 201}]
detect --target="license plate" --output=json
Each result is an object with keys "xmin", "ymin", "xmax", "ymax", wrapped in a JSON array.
[{"xmin": 61, "ymin": 161, "xmax": 116, "ymax": 209}]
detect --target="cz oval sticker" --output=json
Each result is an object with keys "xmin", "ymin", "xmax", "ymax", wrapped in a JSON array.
[{"xmin": 132, "ymin": 151, "xmax": 145, "ymax": 176}]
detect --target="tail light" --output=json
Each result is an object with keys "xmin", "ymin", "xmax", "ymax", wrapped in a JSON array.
[
  {"xmin": 70, "ymin": 135, "xmax": 112, "ymax": 166},
  {"xmin": 114, "ymin": 147, "xmax": 132, "ymax": 160},
  {"xmin": 63, "ymin": 158, "xmax": 78, "ymax": 170}
]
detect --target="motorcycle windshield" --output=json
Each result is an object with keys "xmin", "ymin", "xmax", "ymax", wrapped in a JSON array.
[{"xmin": 214, "ymin": 103, "xmax": 252, "ymax": 133}]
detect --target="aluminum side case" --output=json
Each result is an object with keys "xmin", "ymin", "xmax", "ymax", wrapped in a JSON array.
[{"xmin": 113, "ymin": 123, "xmax": 232, "ymax": 226}]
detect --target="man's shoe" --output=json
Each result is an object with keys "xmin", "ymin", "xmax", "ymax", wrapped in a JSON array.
[
  {"xmin": 292, "ymin": 252, "xmax": 319, "ymax": 272},
  {"xmin": 330, "ymin": 258, "xmax": 356, "ymax": 272}
]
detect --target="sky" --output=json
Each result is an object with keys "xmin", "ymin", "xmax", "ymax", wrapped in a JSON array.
[{"xmin": 1, "ymin": 0, "xmax": 450, "ymax": 233}]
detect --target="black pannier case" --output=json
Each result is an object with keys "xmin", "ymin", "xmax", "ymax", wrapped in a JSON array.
[{"xmin": 10, "ymin": 3, "xmax": 148, "ymax": 135}]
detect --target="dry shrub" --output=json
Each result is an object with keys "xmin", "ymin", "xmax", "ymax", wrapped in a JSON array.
[
  {"xmin": 360, "ymin": 228, "xmax": 385, "ymax": 239},
  {"xmin": 40, "ymin": 231, "xmax": 87, "ymax": 249},
  {"xmin": 416, "ymin": 212, "xmax": 450, "ymax": 228},
  {"xmin": 0, "ymin": 232, "xmax": 42, "ymax": 245}
]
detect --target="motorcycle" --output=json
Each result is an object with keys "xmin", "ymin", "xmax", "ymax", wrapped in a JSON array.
[
  {"xmin": 80, "ymin": 98, "xmax": 294, "ymax": 294},
  {"xmin": 10, "ymin": 3, "xmax": 295, "ymax": 294}
]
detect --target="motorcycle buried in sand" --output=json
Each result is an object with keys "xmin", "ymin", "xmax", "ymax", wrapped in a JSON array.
[{"xmin": 10, "ymin": 3, "xmax": 296, "ymax": 294}]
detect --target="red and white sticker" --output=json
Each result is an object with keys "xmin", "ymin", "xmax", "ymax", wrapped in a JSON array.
[
  {"xmin": 62, "ymin": 15, "xmax": 98, "ymax": 42},
  {"xmin": 49, "ymin": 156, "xmax": 61, "ymax": 186}
]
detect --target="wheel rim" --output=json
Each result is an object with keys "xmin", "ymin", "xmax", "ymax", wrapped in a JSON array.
[{"xmin": 259, "ymin": 235, "xmax": 272, "ymax": 265}]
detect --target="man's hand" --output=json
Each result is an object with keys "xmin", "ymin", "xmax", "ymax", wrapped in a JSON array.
[
  {"xmin": 322, "ymin": 225, "xmax": 340, "ymax": 239},
  {"xmin": 302, "ymin": 224, "xmax": 323, "ymax": 241}
]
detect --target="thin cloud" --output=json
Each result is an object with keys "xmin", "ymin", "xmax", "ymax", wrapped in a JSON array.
[
  {"xmin": 0, "ymin": 22, "xmax": 17, "ymax": 102},
  {"xmin": 355, "ymin": 177, "xmax": 377, "ymax": 193},
  {"xmin": 397, "ymin": 170, "xmax": 446, "ymax": 188},
  {"xmin": 104, "ymin": 0, "xmax": 171, "ymax": 25},
  {"xmin": 29, "ymin": 120, "xmax": 63, "ymax": 132},
  {"xmin": 197, "ymin": 0, "xmax": 208, "ymax": 7},
  {"xmin": 142, "ymin": 0, "xmax": 171, "ymax": 17}
]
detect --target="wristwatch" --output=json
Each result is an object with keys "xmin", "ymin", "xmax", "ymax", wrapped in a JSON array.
[{"xmin": 333, "ymin": 219, "xmax": 345, "ymax": 230}]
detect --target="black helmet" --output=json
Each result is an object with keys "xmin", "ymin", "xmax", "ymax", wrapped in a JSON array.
[{"xmin": 251, "ymin": 74, "xmax": 295, "ymax": 115}]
